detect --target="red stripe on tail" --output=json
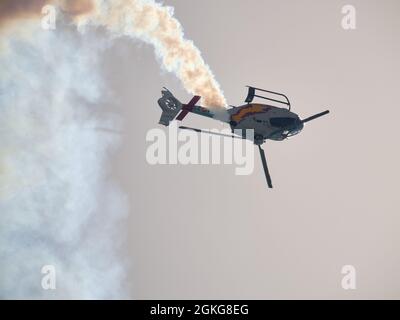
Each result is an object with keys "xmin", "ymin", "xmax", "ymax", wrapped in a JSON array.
[{"xmin": 176, "ymin": 95, "xmax": 201, "ymax": 121}]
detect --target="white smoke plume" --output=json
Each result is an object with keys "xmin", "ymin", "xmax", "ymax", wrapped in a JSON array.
[
  {"xmin": 0, "ymin": 22, "xmax": 127, "ymax": 298},
  {"xmin": 0, "ymin": 0, "xmax": 226, "ymax": 299},
  {"xmin": 1, "ymin": 0, "xmax": 227, "ymax": 107}
]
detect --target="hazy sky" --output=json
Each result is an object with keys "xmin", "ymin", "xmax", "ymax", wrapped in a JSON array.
[
  {"xmin": 2, "ymin": 0, "xmax": 400, "ymax": 299},
  {"xmin": 99, "ymin": 0, "xmax": 400, "ymax": 299}
]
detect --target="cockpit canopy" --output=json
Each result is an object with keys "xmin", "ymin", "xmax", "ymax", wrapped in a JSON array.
[
  {"xmin": 269, "ymin": 117, "xmax": 297, "ymax": 128},
  {"xmin": 269, "ymin": 116, "xmax": 303, "ymax": 139}
]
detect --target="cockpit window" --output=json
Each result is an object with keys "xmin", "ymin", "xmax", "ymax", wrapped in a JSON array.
[{"xmin": 270, "ymin": 117, "xmax": 296, "ymax": 128}]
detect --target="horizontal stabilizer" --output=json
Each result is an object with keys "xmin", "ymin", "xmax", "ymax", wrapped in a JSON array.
[{"xmin": 176, "ymin": 95, "xmax": 201, "ymax": 121}]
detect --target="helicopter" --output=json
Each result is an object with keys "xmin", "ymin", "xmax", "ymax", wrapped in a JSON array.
[{"xmin": 157, "ymin": 86, "xmax": 329, "ymax": 188}]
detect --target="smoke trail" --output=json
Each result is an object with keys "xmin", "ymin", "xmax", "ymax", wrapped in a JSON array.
[
  {"xmin": 0, "ymin": 22, "xmax": 127, "ymax": 298},
  {"xmin": 78, "ymin": 0, "xmax": 227, "ymax": 108},
  {"xmin": 0, "ymin": 0, "xmax": 226, "ymax": 299},
  {"xmin": 1, "ymin": 0, "xmax": 227, "ymax": 107}
]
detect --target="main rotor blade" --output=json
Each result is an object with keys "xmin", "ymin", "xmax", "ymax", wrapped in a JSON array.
[
  {"xmin": 258, "ymin": 145, "xmax": 273, "ymax": 188},
  {"xmin": 301, "ymin": 110, "xmax": 330, "ymax": 123},
  {"xmin": 179, "ymin": 126, "xmax": 243, "ymax": 139}
]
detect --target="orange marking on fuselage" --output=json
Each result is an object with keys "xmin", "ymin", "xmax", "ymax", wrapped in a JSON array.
[{"xmin": 231, "ymin": 104, "xmax": 269, "ymax": 123}]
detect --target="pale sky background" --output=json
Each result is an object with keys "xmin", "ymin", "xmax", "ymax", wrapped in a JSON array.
[{"xmin": 97, "ymin": 0, "xmax": 400, "ymax": 299}]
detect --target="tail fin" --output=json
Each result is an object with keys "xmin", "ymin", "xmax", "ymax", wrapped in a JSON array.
[
  {"xmin": 157, "ymin": 88, "xmax": 183, "ymax": 126},
  {"xmin": 157, "ymin": 88, "xmax": 202, "ymax": 126}
]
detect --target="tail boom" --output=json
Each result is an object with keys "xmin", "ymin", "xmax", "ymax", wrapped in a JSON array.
[{"xmin": 157, "ymin": 88, "xmax": 217, "ymax": 126}]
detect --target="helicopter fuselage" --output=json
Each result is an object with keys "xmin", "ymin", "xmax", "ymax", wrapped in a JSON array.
[{"xmin": 227, "ymin": 103, "xmax": 304, "ymax": 144}]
